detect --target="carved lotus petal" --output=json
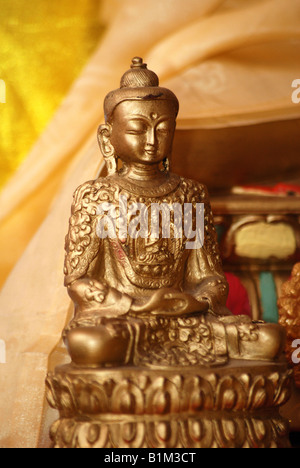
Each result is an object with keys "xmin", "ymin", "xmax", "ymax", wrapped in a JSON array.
[
  {"xmin": 147, "ymin": 379, "xmax": 180, "ymax": 415},
  {"xmin": 61, "ymin": 419, "xmax": 76, "ymax": 446},
  {"xmin": 122, "ymin": 423, "xmax": 137, "ymax": 443},
  {"xmin": 112, "ymin": 382, "xmax": 144, "ymax": 415},
  {"xmin": 156, "ymin": 422, "xmax": 172, "ymax": 442},
  {"xmin": 239, "ymin": 374, "xmax": 251, "ymax": 390},
  {"xmin": 222, "ymin": 389, "xmax": 237, "ymax": 410},
  {"xmin": 252, "ymin": 388, "xmax": 268, "ymax": 409},
  {"xmin": 274, "ymin": 387, "xmax": 291, "ymax": 407},
  {"xmin": 222, "ymin": 420, "xmax": 237, "ymax": 441},
  {"xmin": 87, "ymin": 424, "xmax": 101, "ymax": 445},
  {"xmin": 252, "ymin": 419, "xmax": 267, "ymax": 442},
  {"xmin": 76, "ymin": 385, "xmax": 107, "ymax": 414},
  {"xmin": 189, "ymin": 420, "xmax": 203, "ymax": 441},
  {"xmin": 152, "ymin": 389, "xmax": 175, "ymax": 415},
  {"xmin": 49, "ymin": 420, "xmax": 60, "ymax": 442},
  {"xmin": 273, "ymin": 419, "xmax": 289, "ymax": 438},
  {"xmin": 190, "ymin": 390, "xmax": 204, "ymax": 411},
  {"xmin": 216, "ymin": 376, "xmax": 248, "ymax": 411},
  {"xmin": 59, "ymin": 385, "xmax": 76, "ymax": 416},
  {"xmin": 273, "ymin": 372, "xmax": 293, "ymax": 406},
  {"xmin": 114, "ymin": 422, "xmax": 145, "ymax": 449},
  {"xmin": 249, "ymin": 376, "xmax": 273, "ymax": 409},
  {"xmin": 120, "ymin": 392, "xmax": 136, "ymax": 414}
]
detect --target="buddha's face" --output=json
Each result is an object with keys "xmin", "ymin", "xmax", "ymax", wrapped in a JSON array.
[{"xmin": 109, "ymin": 100, "xmax": 176, "ymax": 166}]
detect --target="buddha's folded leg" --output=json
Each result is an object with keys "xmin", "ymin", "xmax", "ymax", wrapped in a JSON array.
[
  {"xmin": 219, "ymin": 315, "xmax": 286, "ymax": 361},
  {"xmin": 63, "ymin": 315, "xmax": 141, "ymax": 367},
  {"xmin": 65, "ymin": 326, "xmax": 130, "ymax": 366}
]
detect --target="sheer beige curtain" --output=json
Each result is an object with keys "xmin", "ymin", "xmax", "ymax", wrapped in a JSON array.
[{"xmin": 0, "ymin": 0, "xmax": 299, "ymax": 448}]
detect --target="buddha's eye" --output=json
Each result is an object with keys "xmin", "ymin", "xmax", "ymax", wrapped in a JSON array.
[
  {"xmin": 156, "ymin": 127, "xmax": 170, "ymax": 134},
  {"xmin": 126, "ymin": 122, "xmax": 147, "ymax": 134},
  {"xmin": 156, "ymin": 123, "xmax": 172, "ymax": 134}
]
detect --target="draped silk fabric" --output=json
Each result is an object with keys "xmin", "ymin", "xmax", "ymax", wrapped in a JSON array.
[
  {"xmin": 0, "ymin": 0, "xmax": 300, "ymax": 447},
  {"xmin": 0, "ymin": 0, "xmax": 104, "ymax": 189}
]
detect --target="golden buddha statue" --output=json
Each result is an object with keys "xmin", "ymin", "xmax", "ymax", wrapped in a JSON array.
[
  {"xmin": 62, "ymin": 57, "xmax": 285, "ymax": 369},
  {"xmin": 46, "ymin": 58, "xmax": 292, "ymax": 449}
]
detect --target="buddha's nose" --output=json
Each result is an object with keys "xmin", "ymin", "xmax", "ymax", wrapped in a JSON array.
[{"xmin": 146, "ymin": 127, "xmax": 156, "ymax": 147}]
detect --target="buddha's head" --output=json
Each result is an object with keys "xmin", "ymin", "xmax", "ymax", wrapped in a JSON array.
[{"xmin": 98, "ymin": 57, "xmax": 179, "ymax": 175}]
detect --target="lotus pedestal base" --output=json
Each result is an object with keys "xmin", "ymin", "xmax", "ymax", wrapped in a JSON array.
[{"xmin": 46, "ymin": 361, "xmax": 292, "ymax": 448}]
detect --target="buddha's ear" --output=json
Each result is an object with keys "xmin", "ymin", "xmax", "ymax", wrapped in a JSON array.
[
  {"xmin": 97, "ymin": 124, "xmax": 117, "ymax": 175},
  {"xmin": 97, "ymin": 124, "xmax": 114, "ymax": 157}
]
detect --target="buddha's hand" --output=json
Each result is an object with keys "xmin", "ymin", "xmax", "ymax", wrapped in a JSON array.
[
  {"xmin": 67, "ymin": 278, "xmax": 133, "ymax": 316},
  {"xmin": 131, "ymin": 288, "xmax": 209, "ymax": 317},
  {"xmin": 67, "ymin": 279, "xmax": 109, "ymax": 309}
]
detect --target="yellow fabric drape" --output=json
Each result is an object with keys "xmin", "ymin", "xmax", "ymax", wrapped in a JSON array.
[
  {"xmin": 0, "ymin": 0, "xmax": 300, "ymax": 448},
  {"xmin": 0, "ymin": 0, "xmax": 104, "ymax": 188}
]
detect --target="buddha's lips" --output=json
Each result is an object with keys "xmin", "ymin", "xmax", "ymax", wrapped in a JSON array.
[{"xmin": 145, "ymin": 149, "xmax": 157, "ymax": 157}]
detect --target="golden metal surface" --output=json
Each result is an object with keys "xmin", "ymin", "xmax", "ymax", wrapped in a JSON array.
[
  {"xmin": 47, "ymin": 58, "xmax": 291, "ymax": 448},
  {"xmin": 279, "ymin": 263, "xmax": 300, "ymax": 389},
  {"xmin": 47, "ymin": 362, "xmax": 292, "ymax": 448}
]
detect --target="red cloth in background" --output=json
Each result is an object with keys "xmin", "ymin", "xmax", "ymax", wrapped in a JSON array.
[{"xmin": 225, "ymin": 272, "xmax": 252, "ymax": 317}]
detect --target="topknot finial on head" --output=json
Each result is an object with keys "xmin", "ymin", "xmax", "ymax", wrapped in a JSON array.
[
  {"xmin": 120, "ymin": 57, "xmax": 159, "ymax": 88},
  {"xmin": 130, "ymin": 57, "xmax": 147, "ymax": 69}
]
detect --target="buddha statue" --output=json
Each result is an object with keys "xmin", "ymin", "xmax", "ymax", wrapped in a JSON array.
[{"xmin": 63, "ymin": 57, "xmax": 285, "ymax": 369}]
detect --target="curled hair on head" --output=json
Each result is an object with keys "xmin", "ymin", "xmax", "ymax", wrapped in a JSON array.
[
  {"xmin": 120, "ymin": 57, "xmax": 159, "ymax": 88},
  {"xmin": 103, "ymin": 57, "xmax": 179, "ymax": 123}
]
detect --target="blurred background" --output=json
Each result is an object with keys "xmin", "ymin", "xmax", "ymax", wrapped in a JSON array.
[
  {"xmin": 0, "ymin": 0, "xmax": 300, "ymax": 448},
  {"xmin": 0, "ymin": 0, "xmax": 104, "ymax": 188}
]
